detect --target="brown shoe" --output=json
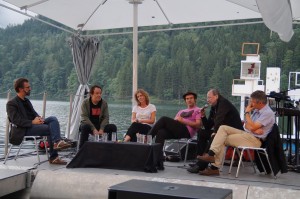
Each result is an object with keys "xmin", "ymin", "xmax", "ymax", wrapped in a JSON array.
[
  {"xmin": 199, "ymin": 167, "xmax": 220, "ymax": 176},
  {"xmin": 54, "ymin": 140, "xmax": 71, "ymax": 151},
  {"xmin": 49, "ymin": 157, "xmax": 67, "ymax": 165},
  {"xmin": 197, "ymin": 153, "xmax": 215, "ymax": 163}
]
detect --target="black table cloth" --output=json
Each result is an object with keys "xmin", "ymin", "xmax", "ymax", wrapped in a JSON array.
[{"xmin": 67, "ymin": 141, "xmax": 163, "ymax": 172}]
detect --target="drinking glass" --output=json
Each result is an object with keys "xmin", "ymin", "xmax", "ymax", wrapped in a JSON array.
[
  {"xmin": 141, "ymin": 135, "xmax": 146, "ymax": 144},
  {"xmin": 112, "ymin": 132, "xmax": 117, "ymax": 142},
  {"xmin": 103, "ymin": 133, "xmax": 108, "ymax": 142},
  {"xmin": 137, "ymin": 134, "xmax": 141, "ymax": 143},
  {"xmin": 95, "ymin": 134, "xmax": 99, "ymax": 142},
  {"xmin": 147, "ymin": 135, "xmax": 152, "ymax": 145}
]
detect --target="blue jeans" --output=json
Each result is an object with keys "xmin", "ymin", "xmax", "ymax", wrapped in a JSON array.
[{"xmin": 25, "ymin": 116, "xmax": 62, "ymax": 159}]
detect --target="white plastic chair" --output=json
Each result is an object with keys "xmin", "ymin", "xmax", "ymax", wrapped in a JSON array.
[{"xmin": 228, "ymin": 146, "xmax": 275, "ymax": 178}]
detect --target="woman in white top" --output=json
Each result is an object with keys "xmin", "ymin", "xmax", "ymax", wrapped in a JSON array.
[{"xmin": 124, "ymin": 89, "xmax": 156, "ymax": 142}]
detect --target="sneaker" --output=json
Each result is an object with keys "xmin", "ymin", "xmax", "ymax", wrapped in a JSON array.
[
  {"xmin": 54, "ymin": 140, "xmax": 71, "ymax": 151},
  {"xmin": 188, "ymin": 163, "xmax": 196, "ymax": 167},
  {"xmin": 49, "ymin": 157, "xmax": 67, "ymax": 165}
]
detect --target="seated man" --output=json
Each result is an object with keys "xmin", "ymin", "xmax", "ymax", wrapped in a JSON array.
[
  {"xmin": 197, "ymin": 90, "xmax": 275, "ymax": 176},
  {"xmin": 149, "ymin": 91, "xmax": 202, "ymax": 155},
  {"xmin": 79, "ymin": 85, "xmax": 117, "ymax": 148},
  {"xmin": 188, "ymin": 89, "xmax": 243, "ymax": 173},
  {"xmin": 6, "ymin": 78, "xmax": 71, "ymax": 165}
]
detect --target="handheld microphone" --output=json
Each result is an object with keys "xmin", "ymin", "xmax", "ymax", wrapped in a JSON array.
[{"xmin": 202, "ymin": 104, "xmax": 209, "ymax": 109}]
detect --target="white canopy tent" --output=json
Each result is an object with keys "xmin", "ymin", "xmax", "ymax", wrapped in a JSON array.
[{"xmin": 1, "ymin": 0, "xmax": 299, "ymax": 140}]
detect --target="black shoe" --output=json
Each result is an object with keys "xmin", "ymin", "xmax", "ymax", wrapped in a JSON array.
[
  {"xmin": 157, "ymin": 162, "xmax": 165, "ymax": 170},
  {"xmin": 187, "ymin": 165, "xmax": 200, "ymax": 173},
  {"xmin": 188, "ymin": 163, "xmax": 196, "ymax": 167}
]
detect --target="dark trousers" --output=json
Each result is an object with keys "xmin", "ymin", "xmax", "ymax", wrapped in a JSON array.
[
  {"xmin": 126, "ymin": 122, "xmax": 151, "ymax": 142},
  {"xmin": 149, "ymin": 116, "xmax": 190, "ymax": 147},
  {"xmin": 25, "ymin": 116, "xmax": 60, "ymax": 159},
  {"xmin": 196, "ymin": 129, "xmax": 215, "ymax": 170},
  {"xmin": 79, "ymin": 123, "xmax": 117, "ymax": 148},
  {"xmin": 197, "ymin": 129, "xmax": 214, "ymax": 155}
]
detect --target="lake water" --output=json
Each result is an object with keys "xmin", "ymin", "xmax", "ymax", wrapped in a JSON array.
[{"xmin": 0, "ymin": 97, "xmax": 186, "ymax": 146}]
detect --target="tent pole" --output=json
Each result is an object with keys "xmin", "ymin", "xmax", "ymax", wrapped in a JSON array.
[{"xmin": 131, "ymin": 0, "xmax": 142, "ymax": 106}]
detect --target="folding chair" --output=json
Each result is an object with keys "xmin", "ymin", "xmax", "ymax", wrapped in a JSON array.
[
  {"xmin": 228, "ymin": 146, "xmax": 275, "ymax": 178},
  {"xmin": 3, "ymin": 136, "xmax": 49, "ymax": 165}
]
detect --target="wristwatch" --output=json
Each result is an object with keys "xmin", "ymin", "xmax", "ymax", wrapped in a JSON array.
[{"xmin": 244, "ymin": 112, "xmax": 250, "ymax": 115}]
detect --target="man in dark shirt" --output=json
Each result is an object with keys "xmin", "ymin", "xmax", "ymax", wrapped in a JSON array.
[
  {"xmin": 6, "ymin": 78, "xmax": 71, "ymax": 165},
  {"xmin": 187, "ymin": 89, "xmax": 243, "ymax": 173},
  {"xmin": 79, "ymin": 85, "xmax": 117, "ymax": 148}
]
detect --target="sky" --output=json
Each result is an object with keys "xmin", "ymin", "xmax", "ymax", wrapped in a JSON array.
[{"xmin": 0, "ymin": 0, "xmax": 32, "ymax": 28}]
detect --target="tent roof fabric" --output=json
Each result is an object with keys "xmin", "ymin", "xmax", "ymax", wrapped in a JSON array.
[
  {"xmin": 3, "ymin": 0, "xmax": 298, "ymax": 41},
  {"xmin": 4, "ymin": 0, "xmax": 262, "ymax": 31}
]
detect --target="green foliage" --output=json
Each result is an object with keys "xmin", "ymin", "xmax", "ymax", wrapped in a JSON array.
[{"xmin": 0, "ymin": 18, "xmax": 300, "ymax": 102}]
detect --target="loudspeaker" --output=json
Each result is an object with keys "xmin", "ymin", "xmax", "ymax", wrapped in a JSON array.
[
  {"xmin": 108, "ymin": 179, "xmax": 232, "ymax": 199},
  {"xmin": 164, "ymin": 140, "xmax": 197, "ymax": 160}
]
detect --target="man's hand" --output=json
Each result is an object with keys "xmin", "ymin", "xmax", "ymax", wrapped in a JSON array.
[
  {"xmin": 200, "ymin": 108, "xmax": 206, "ymax": 118},
  {"xmin": 245, "ymin": 102, "xmax": 254, "ymax": 113},
  {"xmin": 176, "ymin": 116, "xmax": 183, "ymax": 123},
  {"xmin": 32, "ymin": 117, "xmax": 44, "ymax": 124},
  {"xmin": 93, "ymin": 129, "xmax": 99, "ymax": 135},
  {"xmin": 98, "ymin": 129, "xmax": 104, "ymax": 135},
  {"xmin": 253, "ymin": 128, "xmax": 264, "ymax": 135}
]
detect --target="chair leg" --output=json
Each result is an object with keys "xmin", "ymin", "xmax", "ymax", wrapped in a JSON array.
[
  {"xmin": 33, "ymin": 137, "xmax": 40, "ymax": 164},
  {"xmin": 14, "ymin": 141, "xmax": 24, "ymax": 160},
  {"xmin": 235, "ymin": 148, "xmax": 245, "ymax": 178},
  {"xmin": 262, "ymin": 150, "xmax": 276, "ymax": 178},
  {"xmin": 183, "ymin": 140, "xmax": 190, "ymax": 166},
  {"xmin": 228, "ymin": 147, "xmax": 236, "ymax": 174},
  {"xmin": 246, "ymin": 149, "xmax": 256, "ymax": 174},
  {"xmin": 76, "ymin": 133, "xmax": 81, "ymax": 153},
  {"xmin": 220, "ymin": 146, "xmax": 228, "ymax": 172},
  {"xmin": 44, "ymin": 137, "xmax": 49, "ymax": 161},
  {"xmin": 177, "ymin": 140, "xmax": 182, "ymax": 160},
  {"xmin": 3, "ymin": 145, "xmax": 13, "ymax": 164}
]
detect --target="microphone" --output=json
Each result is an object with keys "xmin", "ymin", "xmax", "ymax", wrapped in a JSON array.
[{"xmin": 202, "ymin": 104, "xmax": 209, "ymax": 109}]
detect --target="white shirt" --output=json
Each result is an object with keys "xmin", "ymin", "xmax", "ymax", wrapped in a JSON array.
[{"xmin": 132, "ymin": 104, "xmax": 156, "ymax": 127}]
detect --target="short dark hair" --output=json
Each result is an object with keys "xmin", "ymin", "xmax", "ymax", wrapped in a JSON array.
[
  {"xmin": 90, "ymin": 85, "xmax": 102, "ymax": 95},
  {"xmin": 251, "ymin": 90, "xmax": 267, "ymax": 104},
  {"xmin": 182, "ymin": 91, "xmax": 197, "ymax": 100},
  {"xmin": 14, "ymin": 78, "xmax": 29, "ymax": 93}
]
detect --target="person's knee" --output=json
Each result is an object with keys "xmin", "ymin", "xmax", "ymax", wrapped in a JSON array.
[
  {"xmin": 48, "ymin": 116, "xmax": 57, "ymax": 120},
  {"xmin": 104, "ymin": 124, "xmax": 117, "ymax": 132},
  {"xmin": 80, "ymin": 124, "xmax": 91, "ymax": 134},
  {"xmin": 158, "ymin": 116, "xmax": 170, "ymax": 123},
  {"xmin": 46, "ymin": 116, "xmax": 58, "ymax": 124}
]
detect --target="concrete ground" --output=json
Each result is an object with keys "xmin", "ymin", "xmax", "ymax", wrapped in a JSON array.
[{"xmin": 1, "ymin": 149, "xmax": 300, "ymax": 199}]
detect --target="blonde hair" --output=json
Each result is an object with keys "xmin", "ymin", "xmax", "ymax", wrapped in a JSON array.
[{"xmin": 135, "ymin": 89, "xmax": 150, "ymax": 106}]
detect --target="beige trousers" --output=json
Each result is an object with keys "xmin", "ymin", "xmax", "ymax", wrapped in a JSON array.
[{"xmin": 210, "ymin": 125, "xmax": 261, "ymax": 168}]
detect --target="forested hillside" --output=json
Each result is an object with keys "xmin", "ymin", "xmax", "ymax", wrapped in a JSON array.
[{"xmin": 0, "ymin": 18, "xmax": 299, "ymax": 102}]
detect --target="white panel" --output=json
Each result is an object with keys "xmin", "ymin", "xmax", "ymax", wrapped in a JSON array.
[{"xmin": 265, "ymin": 67, "xmax": 280, "ymax": 94}]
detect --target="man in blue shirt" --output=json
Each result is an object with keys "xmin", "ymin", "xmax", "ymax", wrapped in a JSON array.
[{"xmin": 197, "ymin": 90, "xmax": 275, "ymax": 176}]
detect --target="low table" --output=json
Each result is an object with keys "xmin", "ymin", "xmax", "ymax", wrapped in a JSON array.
[{"xmin": 67, "ymin": 141, "xmax": 163, "ymax": 172}]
